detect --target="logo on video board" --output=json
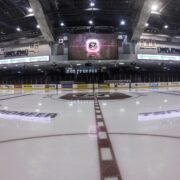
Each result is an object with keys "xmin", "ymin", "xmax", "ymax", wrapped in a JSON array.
[{"xmin": 69, "ymin": 33, "xmax": 118, "ymax": 60}]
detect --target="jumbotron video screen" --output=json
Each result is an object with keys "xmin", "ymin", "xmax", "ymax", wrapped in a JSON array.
[{"xmin": 68, "ymin": 33, "xmax": 118, "ymax": 60}]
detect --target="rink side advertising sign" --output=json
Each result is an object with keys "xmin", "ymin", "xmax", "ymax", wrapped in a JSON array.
[{"xmin": 0, "ymin": 56, "xmax": 49, "ymax": 65}]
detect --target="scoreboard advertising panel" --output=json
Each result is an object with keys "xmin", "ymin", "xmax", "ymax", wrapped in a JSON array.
[{"xmin": 68, "ymin": 33, "xmax": 118, "ymax": 60}]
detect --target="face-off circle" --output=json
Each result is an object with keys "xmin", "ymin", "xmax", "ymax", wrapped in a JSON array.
[{"xmin": 60, "ymin": 92, "xmax": 131, "ymax": 100}]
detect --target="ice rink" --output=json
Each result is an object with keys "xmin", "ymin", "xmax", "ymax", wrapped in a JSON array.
[{"xmin": 0, "ymin": 88, "xmax": 180, "ymax": 180}]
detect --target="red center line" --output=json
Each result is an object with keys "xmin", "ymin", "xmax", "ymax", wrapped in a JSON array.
[{"xmin": 94, "ymin": 94, "xmax": 122, "ymax": 180}]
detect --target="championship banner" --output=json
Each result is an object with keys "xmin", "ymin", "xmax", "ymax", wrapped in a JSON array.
[
  {"xmin": 0, "ymin": 47, "xmax": 4, "ymax": 55},
  {"xmin": 29, "ymin": 41, "xmax": 39, "ymax": 53}
]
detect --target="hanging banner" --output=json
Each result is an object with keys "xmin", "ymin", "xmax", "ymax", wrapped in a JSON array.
[{"xmin": 0, "ymin": 56, "xmax": 49, "ymax": 65}]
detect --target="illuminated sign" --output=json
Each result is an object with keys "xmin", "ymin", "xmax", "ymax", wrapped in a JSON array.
[
  {"xmin": 86, "ymin": 39, "xmax": 100, "ymax": 53},
  {"xmin": 69, "ymin": 33, "xmax": 118, "ymax": 60},
  {"xmin": 137, "ymin": 54, "xmax": 180, "ymax": 61},
  {"xmin": 0, "ymin": 56, "xmax": 49, "ymax": 65}
]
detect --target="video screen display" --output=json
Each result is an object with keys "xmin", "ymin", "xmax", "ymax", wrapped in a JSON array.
[{"xmin": 68, "ymin": 33, "xmax": 118, "ymax": 60}]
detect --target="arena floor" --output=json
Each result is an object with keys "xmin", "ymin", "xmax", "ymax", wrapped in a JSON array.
[{"xmin": 0, "ymin": 87, "xmax": 180, "ymax": 180}]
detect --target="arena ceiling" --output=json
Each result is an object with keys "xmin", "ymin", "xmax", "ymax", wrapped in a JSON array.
[{"xmin": 0, "ymin": 0, "xmax": 179, "ymax": 42}]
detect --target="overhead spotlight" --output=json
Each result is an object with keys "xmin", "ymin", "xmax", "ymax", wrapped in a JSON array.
[
  {"xmin": 151, "ymin": 4, "xmax": 158, "ymax": 11},
  {"xmin": 27, "ymin": 8, "xmax": 33, "ymax": 13},
  {"xmin": 164, "ymin": 25, "xmax": 169, "ymax": 29},
  {"xmin": 16, "ymin": 27, "xmax": 21, "ymax": 32},
  {"xmin": 89, "ymin": 20, "xmax": 93, "ymax": 25},
  {"xmin": 36, "ymin": 24, "xmax": 40, "ymax": 29},
  {"xmin": 151, "ymin": 4, "xmax": 161, "ymax": 14},
  {"xmin": 120, "ymin": 20, "xmax": 126, "ymax": 26},
  {"xmin": 90, "ymin": 2, "xmax": 95, "ymax": 7},
  {"xmin": 60, "ymin": 22, "xmax": 65, "ymax": 27},
  {"xmin": 145, "ymin": 23, "xmax": 149, "ymax": 27}
]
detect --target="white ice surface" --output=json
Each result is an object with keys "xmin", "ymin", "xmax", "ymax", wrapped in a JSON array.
[{"xmin": 0, "ymin": 88, "xmax": 180, "ymax": 180}]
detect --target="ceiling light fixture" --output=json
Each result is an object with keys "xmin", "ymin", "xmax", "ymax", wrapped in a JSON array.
[
  {"xmin": 151, "ymin": 4, "xmax": 161, "ymax": 14},
  {"xmin": 25, "ymin": 13, "xmax": 34, "ymax": 17},
  {"xmin": 60, "ymin": 22, "xmax": 65, "ymax": 27},
  {"xmin": 90, "ymin": 2, "xmax": 95, "ymax": 7},
  {"xmin": 151, "ymin": 5, "xmax": 158, "ymax": 11},
  {"xmin": 145, "ymin": 23, "xmax": 149, "ymax": 27},
  {"xmin": 89, "ymin": 20, "xmax": 93, "ymax": 25},
  {"xmin": 120, "ymin": 20, "xmax": 126, "ymax": 26},
  {"xmin": 85, "ymin": 7, "xmax": 100, "ymax": 11},
  {"xmin": 164, "ymin": 25, "xmax": 169, "ymax": 29},
  {"xmin": 16, "ymin": 27, "xmax": 21, "ymax": 32},
  {"xmin": 28, "ymin": 8, "xmax": 33, "ymax": 13}
]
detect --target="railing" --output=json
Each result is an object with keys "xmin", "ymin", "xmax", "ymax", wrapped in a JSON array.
[{"xmin": 0, "ymin": 82, "xmax": 180, "ymax": 90}]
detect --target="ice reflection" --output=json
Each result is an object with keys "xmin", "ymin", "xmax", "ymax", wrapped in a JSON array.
[{"xmin": 139, "ymin": 109, "xmax": 180, "ymax": 122}]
